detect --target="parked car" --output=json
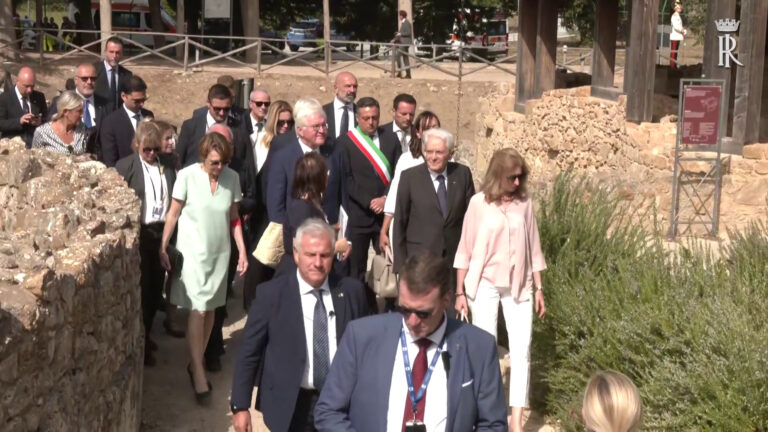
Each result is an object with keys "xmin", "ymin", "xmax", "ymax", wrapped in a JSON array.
[{"xmin": 286, "ymin": 18, "xmax": 356, "ymax": 52}]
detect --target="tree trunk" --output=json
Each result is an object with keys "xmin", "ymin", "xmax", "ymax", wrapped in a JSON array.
[
  {"xmin": 73, "ymin": 0, "xmax": 96, "ymax": 46},
  {"xmin": 148, "ymin": 0, "xmax": 165, "ymax": 48},
  {"xmin": 176, "ymin": 0, "xmax": 185, "ymax": 59},
  {"xmin": 0, "ymin": 0, "xmax": 17, "ymax": 62},
  {"xmin": 99, "ymin": 0, "xmax": 111, "ymax": 53},
  {"xmin": 242, "ymin": 0, "xmax": 259, "ymax": 63}
]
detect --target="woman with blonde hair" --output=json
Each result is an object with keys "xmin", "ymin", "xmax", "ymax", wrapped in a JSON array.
[
  {"xmin": 583, "ymin": 370, "xmax": 643, "ymax": 432},
  {"xmin": 32, "ymin": 90, "xmax": 90, "ymax": 156},
  {"xmin": 453, "ymin": 147, "xmax": 547, "ymax": 432},
  {"xmin": 254, "ymin": 100, "xmax": 293, "ymax": 173}
]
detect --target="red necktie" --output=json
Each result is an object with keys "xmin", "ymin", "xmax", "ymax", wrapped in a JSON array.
[{"xmin": 402, "ymin": 338, "xmax": 432, "ymax": 431}]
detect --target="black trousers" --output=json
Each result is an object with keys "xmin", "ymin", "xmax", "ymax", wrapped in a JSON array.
[
  {"xmin": 139, "ymin": 224, "xmax": 166, "ymax": 340},
  {"xmin": 243, "ymin": 255, "xmax": 275, "ymax": 312},
  {"xmin": 289, "ymin": 388, "xmax": 320, "ymax": 432},
  {"xmin": 348, "ymin": 228, "xmax": 381, "ymax": 311}
]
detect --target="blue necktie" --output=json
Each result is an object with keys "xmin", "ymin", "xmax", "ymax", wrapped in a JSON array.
[
  {"xmin": 437, "ymin": 174, "xmax": 448, "ymax": 219},
  {"xmin": 312, "ymin": 289, "xmax": 329, "ymax": 390},
  {"xmin": 83, "ymin": 99, "xmax": 93, "ymax": 128}
]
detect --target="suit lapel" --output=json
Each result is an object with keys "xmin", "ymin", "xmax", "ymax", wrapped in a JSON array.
[
  {"xmin": 374, "ymin": 315, "xmax": 403, "ymax": 430},
  {"xmin": 329, "ymin": 274, "xmax": 347, "ymax": 343},
  {"xmin": 444, "ymin": 319, "xmax": 467, "ymax": 431},
  {"xmin": 285, "ymin": 276, "xmax": 308, "ymax": 365},
  {"xmin": 445, "ymin": 163, "xmax": 459, "ymax": 220}
]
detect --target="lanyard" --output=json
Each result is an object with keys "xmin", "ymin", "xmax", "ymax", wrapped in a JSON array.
[
  {"xmin": 400, "ymin": 328, "xmax": 444, "ymax": 420},
  {"xmin": 142, "ymin": 162, "xmax": 165, "ymax": 203}
]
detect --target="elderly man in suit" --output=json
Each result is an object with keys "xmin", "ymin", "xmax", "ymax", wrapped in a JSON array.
[
  {"xmin": 0, "ymin": 66, "xmax": 47, "ymax": 148},
  {"xmin": 393, "ymin": 128, "xmax": 474, "ymax": 275},
  {"xmin": 338, "ymin": 96, "xmax": 401, "ymax": 288},
  {"xmin": 394, "ymin": 10, "xmax": 413, "ymax": 79},
  {"xmin": 315, "ymin": 251, "xmax": 507, "ymax": 431},
  {"xmin": 231, "ymin": 219, "xmax": 369, "ymax": 432},
  {"xmin": 93, "ymin": 36, "xmax": 132, "ymax": 113},
  {"xmin": 98, "ymin": 75, "xmax": 154, "ymax": 167}
]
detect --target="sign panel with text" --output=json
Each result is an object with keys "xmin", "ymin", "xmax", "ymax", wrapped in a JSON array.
[{"xmin": 681, "ymin": 85, "xmax": 721, "ymax": 146}]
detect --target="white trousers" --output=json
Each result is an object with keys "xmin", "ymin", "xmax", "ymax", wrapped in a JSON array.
[{"xmin": 468, "ymin": 279, "xmax": 532, "ymax": 407}]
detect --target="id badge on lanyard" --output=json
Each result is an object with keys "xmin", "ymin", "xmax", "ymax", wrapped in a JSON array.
[
  {"xmin": 400, "ymin": 328, "xmax": 444, "ymax": 432},
  {"xmin": 404, "ymin": 421, "xmax": 427, "ymax": 432}
]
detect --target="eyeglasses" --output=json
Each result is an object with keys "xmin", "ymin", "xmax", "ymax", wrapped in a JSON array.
[
  {"xmin": 250, "ymin": 100, "xmax": 270, "ymax": 108},
  {"xmin": 208, "ymin": 160, "xmax": 230, "ymax": 167},
  {"xmin": 76, "ymin": 76, "xmax": 97, "ymax": 82},
  {"xmin": 398, "ymin": 305, "xmax": 435, "ymax": 320},
  {"xmin": 277, "ymin": 119, "xmax": 294, "ymax": 128},
  {"xmin": 142, "ymin": 147, "xmax": 160, "ymax": 154},
  {"xmin": 507, "ymin": 173, "xmax": 526, "ymax": 183},
  {"xmin": 305, "ymin": 122, "xmax": 328, "ymax": 132},
  {"xmin": 211, "ymin": 106, "xmax": 231, "ymax": 113}
]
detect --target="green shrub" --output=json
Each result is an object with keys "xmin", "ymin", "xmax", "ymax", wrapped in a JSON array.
[{"xmin": 530, "ymin": 173, "xmax": 768, "ymax": 431}]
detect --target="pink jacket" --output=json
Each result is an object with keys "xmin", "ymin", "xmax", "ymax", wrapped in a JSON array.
[{"xmin": 453, "ymin": 192, "xmax": 547, "ymax": 301}]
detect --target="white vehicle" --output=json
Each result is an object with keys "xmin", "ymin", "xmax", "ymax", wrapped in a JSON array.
[
  {"xmin": 91, "ymin": 0, "xmax": 176, "ymax": 48},
  {"xmin": 448, "ymin": 16, "xmax": 508, "ymax": 60}
]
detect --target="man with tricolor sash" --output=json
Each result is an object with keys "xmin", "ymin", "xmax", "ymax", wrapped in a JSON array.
[{"xmin": 338, "ymin": 97, "xmax": 402, "ymax": 306}]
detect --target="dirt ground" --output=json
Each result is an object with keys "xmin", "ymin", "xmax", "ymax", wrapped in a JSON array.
[{"xmin": 18, "ymin": 57, "xmax": 559, "ymax": 431}]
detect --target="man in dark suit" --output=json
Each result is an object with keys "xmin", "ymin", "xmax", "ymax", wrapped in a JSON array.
[
  {"xmin": 379, "ymin": 93, "xmax": 417, "ymax": 154},
  {"xmin": 191, "ymin": 74, "xmax": 248, "ymax": 126},
  {"xmin": 48, "ymin": 63, "xmax": 108, "ymax": 155},
  {"xmin": 115, "ymin": 122, "xmax": 176, "ymax": 366},
  {"xmin": 338, "ymin": 97, "xmax": 401, "ymax": 286},
  {"xmin": 393, "ymin": 127, "xmax": 475, "ymax": 274},
  {"xmin": 314, "ymin": 252, "xmax": 507, "ymax": 431},
  {"xmin": 0, "ymin": 66, "xmax": 47, "ymax": 148},
  {"xmin": 231, "ymin": 219, "xmax": 369, "ymax": 432},
  {"xmin": 98, "ymin": 75, "xmax": 153, "ymax": 167},
  {"xmin": 92, "ymin": 36, "xmax": 132, "ymax": 114},
  {"xmin": 321, "ymin": 71, "xmax": 357, "ymax": 153}
]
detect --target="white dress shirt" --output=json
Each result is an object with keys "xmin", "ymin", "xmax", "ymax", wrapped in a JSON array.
[
  {"xmin": 298, "ymin": 134, "xmax": 317, "ymax": 155},
  {"xmin": 76, "ymin": 90, "xmax": 97, "ymax": 127},
  {"xmin": 392, "ymin": 122, "xmax": 411, "ymax": 154},
  {"xmin": 250, "ymin": 113, "xmax": 268, "ymax": 172},
  {"xmin": 333, "ymin": 97, "xmax": 355, "ymax": 139},
  {"xmin": 124, "ymin": 104, "xmax": 142, "ymax": 130},
  {"xmin": 104, "ymin": 60, "xmax": 119, "ymax": 91},
  {"xmin": 297, "ymin": 270, "xmax": 337, "ymax": 390},
  {"xmin": 139, "ymin": 158, "xmax": 169, "ymax": 224},
  {"xmin": 205, "ymin": 112, "xmax": 221, "ymax": 132},
  {"xmin": 386, "ymin": 315, "xmax": 448, "ymax": 432},
  {"xmin": 14, "ymin": 86, "xmax": 28, "ymax": 112},
  {"xmin": 429, "ymin": 167, "xmax": 448, "ymax": 194}
]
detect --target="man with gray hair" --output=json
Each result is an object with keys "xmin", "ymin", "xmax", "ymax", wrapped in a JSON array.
[
  {"xmin": 392, "ymin": 127, "xmax": 475, "ymax": 275},
  {"xmin": 231, "ymin": 218, "xmax": 368, "ymax": 432},
  {"xmin": 265, "ymin": 97, "xmax": 342, "ymax": 226}
]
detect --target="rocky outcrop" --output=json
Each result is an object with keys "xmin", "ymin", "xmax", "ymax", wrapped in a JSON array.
[{"xmin": 0, "ymin": 138, "xmax": 142, "ymax": 431}]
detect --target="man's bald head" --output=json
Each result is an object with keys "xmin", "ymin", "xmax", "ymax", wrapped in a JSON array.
[
  {"xmin": 75, "ymin": 63, "xmax": 97, "ymax": 98},
  {"xmin": 207, "ymin": 123, "xmax": 233, "ymax": 143},
  {"xmin": 333, "ymin": 71, "xmax": 358, "ymax": 104},
  {"xmin": 16, "ymin": 66, "xmax": 36, "ymax": 97}
]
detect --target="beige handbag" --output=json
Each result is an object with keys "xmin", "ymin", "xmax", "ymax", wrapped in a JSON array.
[
  {"xmin": 253, "ymin": 222, "xmax": 285, "ymax": 268},
  {"xmin": 367, "ymin": 247, "xmax": 398, "ymax": 298}
]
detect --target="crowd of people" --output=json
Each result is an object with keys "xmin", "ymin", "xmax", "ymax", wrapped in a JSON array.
[{"xmin": 0, "ymin": 35, "xmax": 644, "ymax": 432}]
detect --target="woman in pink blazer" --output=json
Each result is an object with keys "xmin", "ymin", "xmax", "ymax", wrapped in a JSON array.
[{"xmin": 453, "ymin": 148, "xmax": 547, "ymax": 432}]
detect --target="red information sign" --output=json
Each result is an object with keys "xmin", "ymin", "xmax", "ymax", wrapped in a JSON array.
[{"xmin": 681, "ymin": 85, "xmax": 721, "ymax": 145}]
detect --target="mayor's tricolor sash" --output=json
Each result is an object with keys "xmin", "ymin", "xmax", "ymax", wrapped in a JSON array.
[{"xmin": 347, "ymin": 126, "xmax": 392, "ymax": 185}]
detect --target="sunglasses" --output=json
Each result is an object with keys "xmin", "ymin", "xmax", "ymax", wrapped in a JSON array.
[
  {"xmin": 398, "ymin": 305, "xmax": 435, "ymax": 320},
  {"xmin": 76, "ymin": 76, "xmax": 97, "ymax": 82},
  {"xmin": 251, "ymin": 100, "xmax": 270, "ymax": 108},
  {"xmin": 211, "ymin": 106, "xmax": 231, "ymax": 113},
  {"xmin": 142, "ymin": 147, "xmax": 160, "ymax": 154},
  {"xmin": 507, "ymin": 173, "xmax": 526, "ymax": 183},
  {"xmin": 277, "ymin": 119, "xmax": 294, "ymax": 128}
]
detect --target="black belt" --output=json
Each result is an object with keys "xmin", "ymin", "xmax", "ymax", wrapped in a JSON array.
[{"xmin": 298, "ymin": 388, "xmax": 319, "ymax": 396}]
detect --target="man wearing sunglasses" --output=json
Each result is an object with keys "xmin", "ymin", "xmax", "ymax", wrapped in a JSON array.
[
  {"xmin": 48, "ymin": 63, "xmax": 108, "ymax": 130},
  {"xmin": 99, "ymin": 75, "xmax": 154, "ymax": 167},
  {"xmin": 315, "ymin": 251, "xmax": 507, "ymax": 432}
]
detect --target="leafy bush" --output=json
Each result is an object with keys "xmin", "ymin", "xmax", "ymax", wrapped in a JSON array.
[{"xmin": 530, "ymin": 173, "xmax": 768, "ymax": 431}]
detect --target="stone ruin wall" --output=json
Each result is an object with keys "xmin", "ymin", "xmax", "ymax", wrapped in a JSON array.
[
  {"xmin": 459, "ymin": 83, "xmax": 768, "ymax": 237},
  {"xmin": 0, "ymin": 138, "xmax": 142, "ymax": 431}
]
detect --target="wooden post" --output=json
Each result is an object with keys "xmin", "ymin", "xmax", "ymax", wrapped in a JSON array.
[
  {"xmin": 243, "ymin": 0, "xmax": 259, "ymax": 63},
  {"xmin": 34, "ymin": 0, "xmax": 42, "ymax": 51},
  {"xmin": 590, "ymin": 0, "xmax": 620, "ymax": 100},
  {"xmin": 514, "ymin": 0, "xmax": 539, "ymax": 113},
  {"xmin": 0, "ymin": 0, "xmax": 17, "ymax": 61},
  {"xmin": 323, "ymin": 0, "xmax": 330, "ymax": 75},
  {"xmin": 99, "ymin": 0, "xmax": 112, "ymax": 53},
  {"xmin": 702, "ymin": 0, "xmax": 735, "ymax": 136},
  {"xmin": 533, "ymin": 0, "xmax": 557, "ymax": 98},
  {"xmin": 732, "ymin": 0, "xmax": 768, "ymax": 145},
  {"xmin": 176, "ymin": 0, "xmax": 185, "ymax": 60},
  {"xmin": 624, "ymin": 0, "xmax": 659, "ymax": 123}
]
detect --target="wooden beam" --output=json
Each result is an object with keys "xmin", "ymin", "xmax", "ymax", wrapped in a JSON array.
[
  {"xmin": 533, "ymin": 0, "xmax": 557, "ymax": 98},
  {"xmin": 0, "ymin": 0, "xmax": 17, "ymax": 61},
  {"xmin": 323, "ymin": 0, "xmax": 330, "ymax": 75},
  {"xmin": 99, "ymin": 0, "xmax": 112, "ymax": 53},
  {"xmin": 176, "ymin": 0, "xmax": 185, "ymax": 60},
  {"xmin": 243, "ymin": 0, "xmax": 260, "ymax": 63},
  {"xmin": 515, "ymin": 0, "xmax": 539, "ymax": 113},
  {"xmin": 732, "ymin": 0, "xmax": 768, "ymax": 145},
  {"xmin": 591, "ymin": 0, "xmax": 619, "ymax": 99},
  {"xmin": 702, "ymin": 0, "xmax": 736, "ymax": 80},
  {"xmin": 624, "ymin": 0, "xmax": 659, "ymax": 123}
]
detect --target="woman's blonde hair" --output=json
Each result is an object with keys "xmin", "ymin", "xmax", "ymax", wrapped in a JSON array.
[
  {"xmin": 583, "ymin": 370, "xmax": 643, "ymax": 432},
  {"xmin": 480, "ymin": 147, "xmax": 529, "ymax": 203},
  {"xmin": 259, "ymin": 100, "xmax": 293, "ymax": 149},
  {"xmin": 132, "ymin": 119, "xmax": 163, "ymax": 151},
  {"xmin": 52, "ymin": 90, "xmax": 84, "ymax": 121}
]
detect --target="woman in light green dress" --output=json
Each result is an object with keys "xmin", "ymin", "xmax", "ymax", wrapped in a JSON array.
[{"xmin": 160, "ymin": 133, "xmax": 248, "ymax": 404}]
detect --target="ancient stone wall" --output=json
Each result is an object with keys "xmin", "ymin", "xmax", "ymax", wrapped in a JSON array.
[
  {"xmin": 0, "ymin": 138, "xmax": 142, "ymax": 431},
  {"xmin": 464, "ymin": 83, "xmax": 768, "ymax": 236}
]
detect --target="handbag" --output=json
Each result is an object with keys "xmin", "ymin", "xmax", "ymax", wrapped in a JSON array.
[
  {"xmin": 166, "ymin": 244, "xmax": 184, "ymax": 279},
  {"xmin": 366, "ymin": 247, "xmax": 398, "ymax": 298},
  {"xmin": 253, "ymin": 222, "xmax": 285, "ymax": 268}
]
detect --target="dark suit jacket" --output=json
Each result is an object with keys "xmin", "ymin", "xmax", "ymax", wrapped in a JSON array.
[
  {"xmin": 92, "ymin": 60, "xmax": 132, "ymax": 114},
  {"xmin": 379, "ymin": 121, "xmax": 411, "ymax": 153},
  {"xmin": 339, "ymin": 127, "xmax": 401, "ymax": 231},
  {"xmin": 115, "ymin": 153, "xmax": 177, "ymax": 217},
  {"xmin": 314, "ymin": 313, "xmax": 507, "ymax": 432},
  {"xmin": 0, "ymin": 87, "xmax": 47, "ymax": 148},
  {"xmin": 230, "ymin": 272, "xmax": 369, "ymax": 432},
  {"xmin": 193, "ymin": 105, "xmax": 248, "ymax": 129},
  {"xmin": 393, "ymin": 163, "xmax": 475, "ymax": 273},
  {"xmin": 284, "ymin": 198, "xmax": 326, "ymax": 253},
  {"xmin": 322, "ymin": 101, "xmax": 357, "ymax": 146},
  {"xmin": 265, "ymin": 136, "xmax": 342, "ymax": 225},
  {"xmin": 98, "ymin": 107, "xmax": 154, "ymax": 167}
]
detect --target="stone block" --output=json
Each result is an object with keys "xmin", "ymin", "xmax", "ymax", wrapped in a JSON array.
[
  {"xmin": 743, "ymin": 144, "xmax": 768, "ymax": 160},
  {"xmin": 754, "ymin": 161, "xmax": 768, "ymax": 175}
]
